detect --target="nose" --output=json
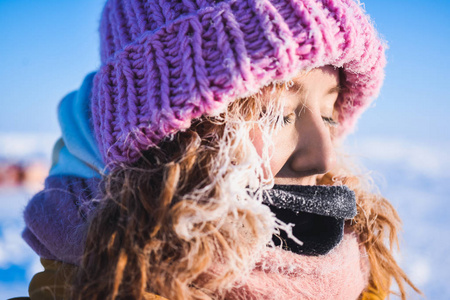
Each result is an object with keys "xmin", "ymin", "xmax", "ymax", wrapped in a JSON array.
[{"xmin": 289, "ymin": 110, "xmax": 337, "ymax": 176}]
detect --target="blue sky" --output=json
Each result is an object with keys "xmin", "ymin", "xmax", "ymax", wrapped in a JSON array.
[
  {"xmin": 0, "ymin": 0, "xmax": 105, "ymax": 133},
  {"xmin": 0, "ymin": 0, "xmax": 449, "ymax": 142},
  {"xmin": 355, "ymin": 0, "xmax": 450, "ymax": 142}
]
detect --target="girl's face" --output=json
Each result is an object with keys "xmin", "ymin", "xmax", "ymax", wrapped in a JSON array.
[{"xmin": 251, "ymin": 66, "xmax": 340, "ymax": 186}]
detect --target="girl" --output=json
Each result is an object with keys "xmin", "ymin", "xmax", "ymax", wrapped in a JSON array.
[{"xmin": 22, "ymin": 0, "xmax": 421, "ymax": 299}]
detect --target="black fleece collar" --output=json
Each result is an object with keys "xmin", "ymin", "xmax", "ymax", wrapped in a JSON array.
[{"xmin": 263, "ymin": 184, "xmax": 357, "ymax": 256}]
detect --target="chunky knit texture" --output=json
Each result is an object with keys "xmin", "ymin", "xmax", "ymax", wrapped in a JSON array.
[{"xmin": 91, "ymin": 0, "xmax": 386, "ymax": 166}]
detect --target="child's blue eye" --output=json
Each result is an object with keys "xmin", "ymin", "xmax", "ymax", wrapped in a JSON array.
[{"xmin": 322, "ymin": 116, "xmax": 339, "ymax": 127}]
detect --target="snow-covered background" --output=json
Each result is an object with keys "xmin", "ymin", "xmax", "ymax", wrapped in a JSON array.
[
  {"xmin": 345, "ymin": 136, "xmax": 450, "ymax": 299},
  {"xmin": 1, "ymin": 0, "xmax": 449, "ymax": 299}
]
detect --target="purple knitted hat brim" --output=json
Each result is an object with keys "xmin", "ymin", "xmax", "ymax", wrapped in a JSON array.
[{"xmin": 91, "ymin": 0, "xmax": 386, "ymax": 166}]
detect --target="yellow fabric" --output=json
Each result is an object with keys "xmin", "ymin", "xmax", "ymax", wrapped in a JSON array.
[
  {"xmin": 28, "ymin": 259, "xmax": 167, "ymax": 300},
  {"xmin": 28, "ymin": 259, "xmax": 74, "ymax": 300}
]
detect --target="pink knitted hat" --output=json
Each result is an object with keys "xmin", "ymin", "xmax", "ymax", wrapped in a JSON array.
[{"xmin": 91, "ymin": 0, "xmax": 386, "ymax": 166}]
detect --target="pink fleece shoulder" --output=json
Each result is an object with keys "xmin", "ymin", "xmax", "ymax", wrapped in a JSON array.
[{"xmin": 227, "ymin": 229, "xmax": 370, "ymax": 300}]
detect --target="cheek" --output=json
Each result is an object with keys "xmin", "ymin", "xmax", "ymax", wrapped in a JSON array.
[
  {"xmin": 249, "ymin": 128, "xmax": 265, "ymax": 158},
  {"xmin": 270, "ymin": 135, "xmax": 294, "ymax": 175},
  {"xmin": 250, "ymin": 127, "xmax": 295, "ymax": 176}
]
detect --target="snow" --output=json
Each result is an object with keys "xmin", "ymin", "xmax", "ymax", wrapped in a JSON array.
[
  {"xmin": 346, "ymin": 136, "xmax": 450, "ymax": 179},
  {"xmin": 345, "ymin": 136, "xmax": 450, "ymax": 299},
  {"xmin": 0, "ymin": 132, "xmax": 58, "ymax": 162},
  {"xmin": 0, "ymin": 188, "xmax": 42, "ymax": 298}
]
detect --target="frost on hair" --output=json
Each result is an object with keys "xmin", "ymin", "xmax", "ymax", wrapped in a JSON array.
[{"xmin": 71, "ymin": 79, "xmax": 308, "ymax": 300}]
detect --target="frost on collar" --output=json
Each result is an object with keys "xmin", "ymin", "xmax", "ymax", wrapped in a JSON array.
[{"xmin": 263, "ymin": 184, "xmax": 357, "ymax": 256}]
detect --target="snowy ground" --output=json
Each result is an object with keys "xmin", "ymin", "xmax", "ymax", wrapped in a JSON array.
[
  {"xmin": 0, "ymin": 135, "xmax": 448, "ymax": 299},
  {"xmin": 0, "ymin": 188, "xmax": 43, "ymax": 299},
  {"xmin": 344, "ymin": 136, "xmax": 450, "ymax": 299}
]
